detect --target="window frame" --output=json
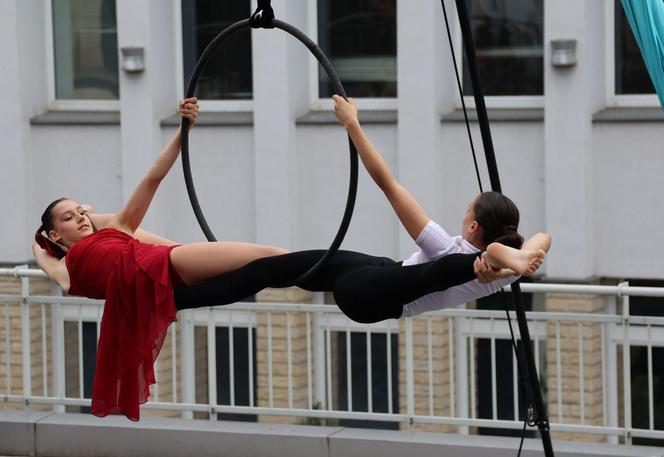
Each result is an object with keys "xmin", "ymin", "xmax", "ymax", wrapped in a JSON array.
[
  {"xmin": 44, "ymin": 0, "xmax": 120, "ymax": 112},
  {"xmin": 605, "ymin": 2, "xmax": 659, "ymax": 108},
  {"xmin": 450, "ymin": 7, "xmax": 544, "ymax": 110},
  {"xmin": 173, "ymin": 0, "xmax": 254, "ymax": 113},
  {"xmin": 307, "ymin": 0, "xmax": 398, "ymax": 112}
]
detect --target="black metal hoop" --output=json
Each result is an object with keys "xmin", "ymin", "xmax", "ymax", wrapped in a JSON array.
[{"xmin": 180, "ymin": 18, "xmax": 359, "ymax": 284}]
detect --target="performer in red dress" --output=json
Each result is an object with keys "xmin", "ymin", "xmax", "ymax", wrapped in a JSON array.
[{"xmin": 32, "ymin": 98, "xmax": 288, "ymax": 420}]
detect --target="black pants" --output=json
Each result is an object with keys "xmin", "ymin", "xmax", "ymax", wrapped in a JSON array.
[{"xmin": 173, "ymin": 250, "xmax": 480, "ymax": 323}]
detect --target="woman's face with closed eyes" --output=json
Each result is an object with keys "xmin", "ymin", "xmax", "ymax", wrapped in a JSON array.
[{"xmin": 48, "ymin": 199, "xmax": 94, "ymax": 248}]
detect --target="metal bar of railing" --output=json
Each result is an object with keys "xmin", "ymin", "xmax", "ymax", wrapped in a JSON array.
[
  {"xmin": 267, "ymin": 311, "xmax": 273, "ymax": 409},
  {"xmin": 171, "ymin": 326, "xmax": 177, "ymax": 403},
  {"xmin": 4, "ymin": 302, "xmax": 10, "ymax": 396},
  {"xmin": 229, "ymin": 311, "xmax": 235, "ymax": 408},
  {"xmin": 427, "ymin": 317, "xmax": 434, "ymax": 416},
  {"xmin": 346, "ymin": 320, "xmax": 352, "ymax": 412},
  {"xmin": 206, "ymin": 309, "xmax": 217, "ymax": 420},
  {"xmin": 621, "ymin": 282, "xmax": 632, "ymax": 445},
  {"xmin": 248, "ymin": 319, "xmax": 254, "ymax": 408},
  {"xmin": 306, "ymin": 312, "xmax": 312, "ymax": 410},
  {"xmin": 578, "ymin": 321, "xmax": 585, "ymax": 424},
  {"xmin": 648, "ymin": 324, "xmax": 654, "ymax": 431},
  {"xmin": 448, "ymin": 316, "xmax": 455, "ymax": 418},
  {"xmin": 386, "ymin": 321, "xmax": 393, "ymax": 415},
  {"xmin": 287, "ymin": 311, "xmax": 292, "ymax": 409},
  {"xmin": 556, "ymin": 320, "xmax": 562, "ymax": 424},
  {"xmin": 20, "ymin": 271, "xmax": 31, "ymax": 407},
  {"xmin": 490, "ymin": 317, "xmax": 497, "ymax": 421},
  {"xmin": 366, "ymin": 325, "xmax": 373, "ymax": 413},
  {"xmin": 470, "ymin": 318, "xmax": 476, "ymax": 420}
]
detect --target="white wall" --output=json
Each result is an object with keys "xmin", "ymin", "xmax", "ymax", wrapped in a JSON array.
[{"xmin": 1, "ymin": 0, "xmax": 663, "ymax": 283}]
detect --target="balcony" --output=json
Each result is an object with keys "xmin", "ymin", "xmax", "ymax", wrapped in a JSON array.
[{"xmin": 1, "ymin": 267, "xmax": 663, "ymax": 457}]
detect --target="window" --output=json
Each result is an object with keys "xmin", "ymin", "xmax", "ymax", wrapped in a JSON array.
[
  {"xmin": 461, "ymin": 0, "xmax": 544, "ymax": 97},
  {"xmin": 51, "ymin": 0, "xmax": 119, "ymax": 100},
  {"xmin": 215, "ymin": 326, "xmax": 257, "ymax": 422},
  {"xmin": 336, "ymin": 331, "xmax": 399, "ymax": 429},
  {"xmin": 181, "ymin": 0, "xmax": 253, "ymax": 100},
  {"xmin": 316, "ymin": 0, "xmax": 397, "ymax": 99},
  {"xmin": 627, "ymin": 280, "xmax": 664, "ymax": 447},
  {"xmin": 614, "ymin": 0, "xmax": 655, "ymax": 96}
]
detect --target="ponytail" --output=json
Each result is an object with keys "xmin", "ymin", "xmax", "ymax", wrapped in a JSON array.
[{"xmin": 473, "ymin": 192, "xmax": 524, "ymax": 249}]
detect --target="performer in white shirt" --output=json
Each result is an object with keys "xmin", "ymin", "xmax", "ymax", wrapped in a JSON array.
[{"xmin": 170, "ymin": 99, "xmax": 551, "ymax": 323}]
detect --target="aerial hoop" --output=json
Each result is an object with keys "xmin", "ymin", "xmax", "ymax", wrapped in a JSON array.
[{"xmin": 180, "ymin": 16, "xmax": 359, "ymax": 285}]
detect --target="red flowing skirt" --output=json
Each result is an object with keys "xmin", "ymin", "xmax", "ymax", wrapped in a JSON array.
[{"xmin": 90, "ymin": 240, "xmax": 179, "ymax": 421}]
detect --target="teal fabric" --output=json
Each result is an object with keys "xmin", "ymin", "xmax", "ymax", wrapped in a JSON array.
[{"xmin": 620, "ymin": 0, "xmax": 664, "ymax": 108}]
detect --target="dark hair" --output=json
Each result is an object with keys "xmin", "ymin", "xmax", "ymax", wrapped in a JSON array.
[
  {"xmin": 35, "ymin": 198, "xmax": 69, "ymax": 259},
  {"xmin": 473, "ymin": 191, "xmax": 524, "ymax": 249}
]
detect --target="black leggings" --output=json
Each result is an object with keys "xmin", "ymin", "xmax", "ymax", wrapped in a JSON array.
[{"xmin": 173, "ymin": 250, "xmax": 480, "ymax": 323}]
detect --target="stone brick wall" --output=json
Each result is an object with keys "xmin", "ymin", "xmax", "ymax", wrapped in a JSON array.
[{"xmin": 545, "ymin": 293, "xmax": 605, "ymax": 442}]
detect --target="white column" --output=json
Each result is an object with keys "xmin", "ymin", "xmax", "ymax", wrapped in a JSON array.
[
  {"xmin": 115, "ymin": 0, "xmax": 178, "ymax": 231},
  {"xmin": 396, "ymin": 0, "xmax": 456, "ymax": 257},
  {"xmin": 0, "ymin": 1, "xmax": 49, "ymax": 261},
  {"xmin": 544, "ymin": 0, "xmax": 605, "ymax": 279},
  {"xmin": 251, "ymin": 0, "xmax": 309, "ymax": 248}
]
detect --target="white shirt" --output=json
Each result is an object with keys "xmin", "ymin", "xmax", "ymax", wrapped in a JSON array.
[{"xmin": 400, "ymin": 220, "xmax": 518, "ymax": 318}]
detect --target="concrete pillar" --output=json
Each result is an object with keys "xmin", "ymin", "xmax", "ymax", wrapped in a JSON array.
[
  {"xmin": 115, "ymin": 0, "xmax": 178, "ymax": 232},
  {"xmin": 255, "ymin": 287, "xmax": 313, "ymax": 424},
  {"xmin": 396, "ymin": 0, "xmax": 457, "ymax": 257},
  {"xmin": 544, "ymin": 0, "xmax": 605, "ymax": 279},
  {"xmin": 251, "ymin": 0, "xmax": 310, "ymax": 249},
  {"xmin": 0, "ymin": 0, "xmax": 48, "ymax": 262},
  {"xmin": 398, "ymin": 316, "xmax": 455, "ymax": 433}
]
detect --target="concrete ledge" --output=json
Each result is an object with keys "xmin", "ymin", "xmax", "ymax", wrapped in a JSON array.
[
  {"xmin": 160, "ymin": 111, "xmax": 254, "ymax": 126},
  {"xmin": 329, "ymin": 428, "xmax": 664, "ymax": 457},
  {"xmin": 296, "ymin": 110, "xmax": 397, "ymax": 125},
  {"xmin": 441, "ymin": 108, "xmax": 544, "ymax": 123},
  {"xmin": 1, "ymin": 411, "xmax": 662, "ymax": 457},
  {"xmin": 0, "ymin": 410, "xmax": 54, "ymax": 456},
  {"xmin": 30, "ymin": 111, "xmax": 120, "ymax": 126},
  {"xmin": 592, "ymin": 107, "xmax": 664, "ymax": 123}
]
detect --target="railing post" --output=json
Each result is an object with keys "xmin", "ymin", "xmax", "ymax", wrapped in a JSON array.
[
  {"xmin": 604, "ymin": 295, "xmax": 618, "ymax": 444},
  {"xmin": 180, "ymin": 309, "xmax": 195, "ymax": 419},
  {"xmin": 207, "ymin": 309, "xmax": 217, "ymax": 420},
  {"xmin": 19, "ymin": 265, "xmax": 31, "ymax": 409},
  {"xmin": 312, "ymin": 292, "xmax": 326, "ymax": 410},
  {"xmin": 619, "ymin": 282, "xmax": 632, "ymax": 445},
  {"xmin": 50, "ymin": 282, "xmax": 65, "ymax": 413},
  {"xmin": 455, "ymin": 314, "xmax": 469, "ymax": 434},
  {"xmin": 406, "ymin": 317, "xmax": 414, "ymax": 429}
]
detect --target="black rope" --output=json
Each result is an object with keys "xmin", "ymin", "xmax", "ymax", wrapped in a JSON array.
[
  {"xmin": 249, "ymin": 0, "xmax": 274, "ymax": 29},
  {"xmin": 438, "ymin": 1, "xmax": 554, "ymax": 455},
  {"xmin": 439, "ymin": 0, "xmax": 483, "ymax": 193},
  {"xmin": 180, "ymin": 17, "xmax": 358, "ymax": 284}
]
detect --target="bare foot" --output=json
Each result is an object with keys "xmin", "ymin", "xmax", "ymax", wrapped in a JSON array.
[{"xmin": 485, "ymin": 243, "xmax": 546, "ymax": 276}]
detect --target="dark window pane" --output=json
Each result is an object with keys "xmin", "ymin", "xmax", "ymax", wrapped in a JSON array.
[
  {"xmin": 182, "ymin": 0, "xmax": 252, "ymax": 100},
  {"xmin": 318, "ymin": 0, "xmax": 397, "ymax": 98},
  {"xmin": 216, "ymin": 326, "xmax": 257, "ymax": 422},
  {"xmin": 336, "ymin": 332, "xmax": 399, "ymax": 430},
  {"xmin": 614, "ymin": 0, "xmax": 655, "ymax": 95},
  {"xmin": 52, "ymin": 0, "xmax": 119, "ymax": 100},
  {"xmin": 630, "ymin": 346, "xmax": 664, "ymax": 447},
  {"xmin": 462, "ymin": 0, "xmax": 543, "ymax": 96}
]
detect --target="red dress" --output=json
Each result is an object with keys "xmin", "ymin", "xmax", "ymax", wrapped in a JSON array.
[{"xmin": 66, "ymin": 228, "xmax": 181, "ymax": 421}]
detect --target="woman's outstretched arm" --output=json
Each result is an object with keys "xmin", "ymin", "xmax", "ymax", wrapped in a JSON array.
[
  {"xmin": 108, "ymin": 98, "xmax": 199, "ymax": 235},
  {"xmin": 333, "ymin": 95, "xmax": 429, "ymax": 241}
]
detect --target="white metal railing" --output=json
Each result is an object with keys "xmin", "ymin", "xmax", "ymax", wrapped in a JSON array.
[{"xmin": 1, "ymin": 267, "xmax": 664, "ymax": 445}]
